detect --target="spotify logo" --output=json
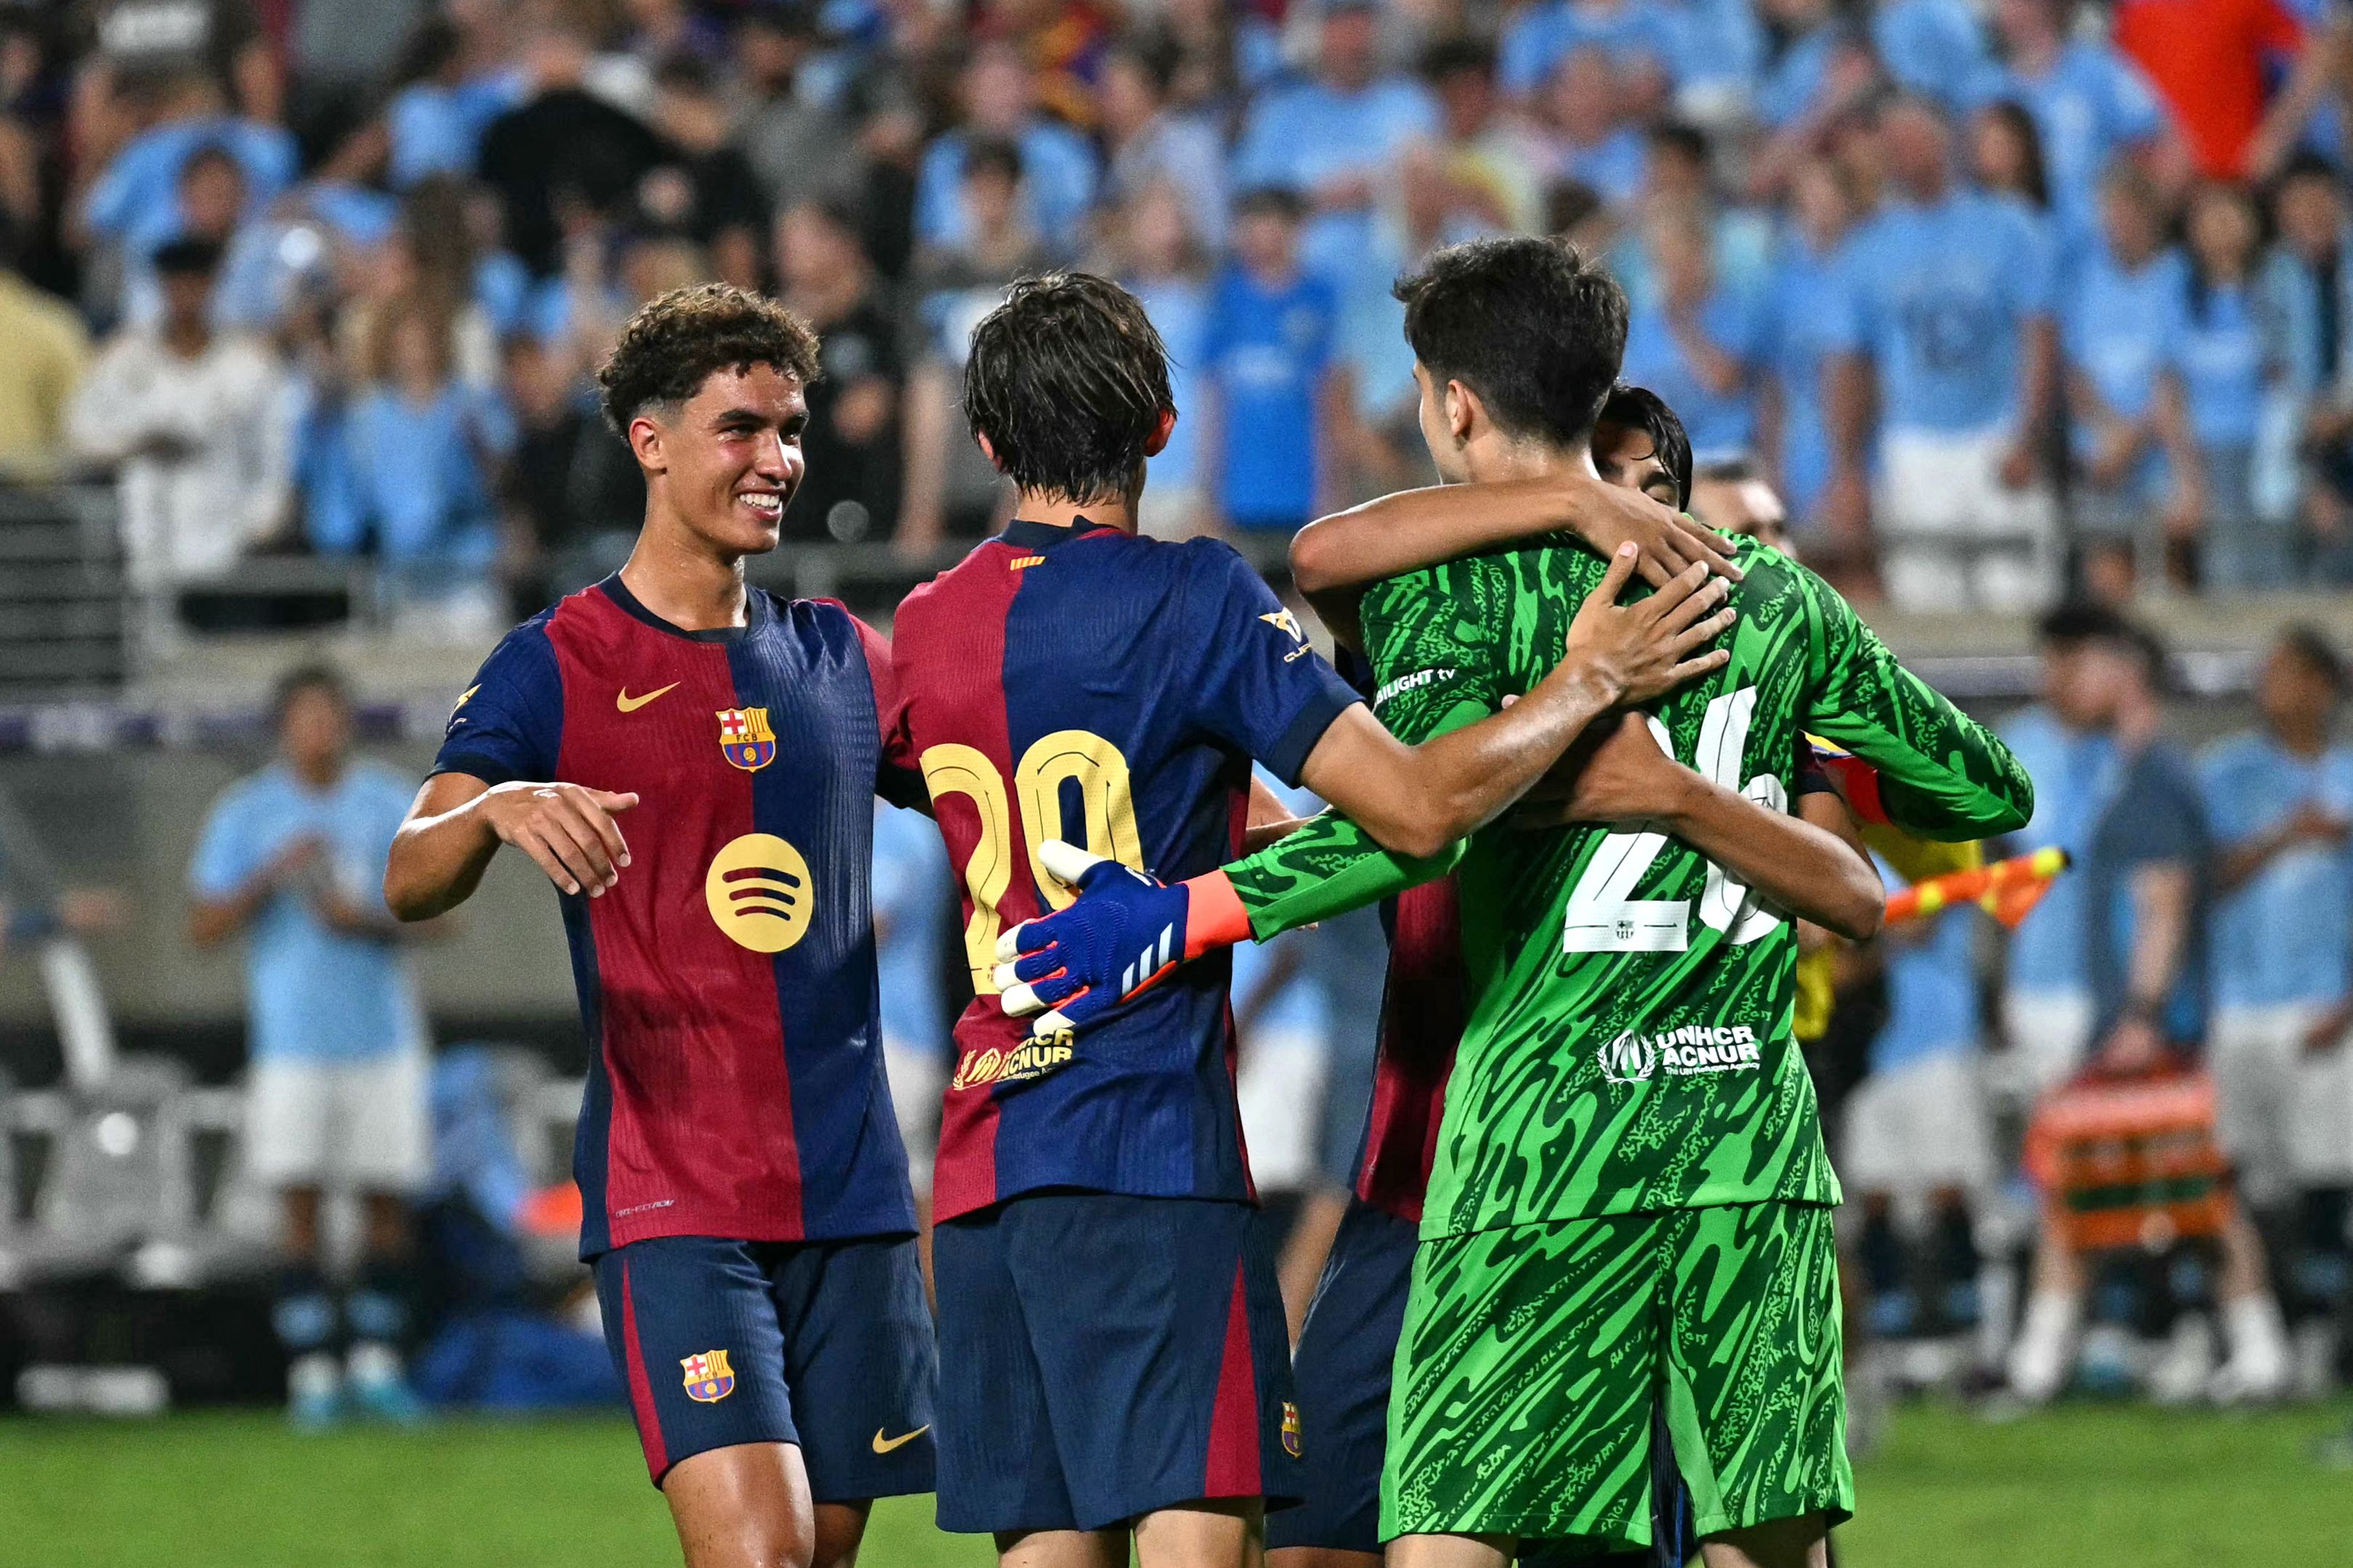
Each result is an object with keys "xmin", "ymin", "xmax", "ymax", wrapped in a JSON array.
[{"xmin": 704, "ymin": 833, "xmax": 814, "ymax": 953}]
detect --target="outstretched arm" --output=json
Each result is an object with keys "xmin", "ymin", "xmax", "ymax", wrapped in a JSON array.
[
  {"xmin": 1290, "ymin": 474, "xmax": 1739, "ymax": 647},
  {"xmin": 385, "ymin": 771, "xmax": 639, "ymax": 920}
]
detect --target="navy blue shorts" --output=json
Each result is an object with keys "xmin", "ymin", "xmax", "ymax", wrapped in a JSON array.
[
  {"xmin": 593, "ymin": 1233, "xmax": 937, "ymax": 1497},
  {"xmin": 934, "ymin": 1192, "xmax": 1304, "ymax": 1535},
  {"xmin": 1270, "ymin": 1197, "xmax": 1694, "ymax": 1565}
]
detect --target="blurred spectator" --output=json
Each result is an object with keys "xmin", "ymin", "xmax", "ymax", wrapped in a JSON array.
[
  {"xmin": 1846, "ymin": 898, "xmax": 1996, "ymax": 1351},
  {"xmin": 1825, "ymin": 95, "xmax": 2059, "ymax": 611},
  {"xmin": 1110, "ymin": 182, "xmax": 1212, "ymax": 536},
  {"xmin": 731, "ymin": 1, "xmax": 858, "ymax": 217},
  {"xmin": 2161, "ymin": 182, "xmax": 2284, "ymax": 589},
  {"xmin": 1968, "ymin": 97, "xmax": 2051, "ymax": 212},
  {"xmin": 187, "ymin": 663, "xmax": 434, "ymax": 1429},
  {"xmin": 1099, "ymin": 41, "xmax": 1227, "ymax": 249},
  {"xmin": 1759, "ymin": 158, "xmax": 1857, "ymax": 530},
  {"xmin": 2266, "ymin": 154, "xmax": 2353, "ymax": 578},
  {"xmin": 499, "ymin": 335, "xmax": 642, "ymax": 610},
  {"xmin": 381, "ymin": 11, "xmax": 528, "ymax": 192},
  {"xmin": 2007, "ymin": 607, "xmax": 2291, "ymax": 1405},
  {"xmin": 1418, "ymin": 37, "xmax": 1543, "ymax": 238},
  {"xmin": 0, "ymin": 215, "xmax": 89, "ymax": 479},
  {"xmin": 1532, "ymin": 47, "xmax": 1645, "ymax": 211},
  {"xmin": 1200, "ymin": 186, "xmax": 1341, "ymax": 536},
  {"xmin": 313, "ymin": 296, "xmax": 514, "ymax": 625},
  {"xmin": 1497, "ymin": 0, "xmax": 1679, "ymax": 103},
  {"xmin": 68, "ymin": 235, "xmax": 293, "ymax": 595},
  {"xmin": 1232, "ymin": 0, "xmax": 1438, "ymax": 286},
  {"xmin": 873, "ymin": 798, "xmax": 951, "ymax": 1245},
  {"xmin": 1973, "ymin": 0, "xmax": 2173, "ymax": 254},
  {"xmin": 77, "ymin": 109, "xmax": 297, "ymax": 315},
  {"xmin": 1872, "ymin": 0, "xmax": 1993, "ymax": 112},
  {"xmin": 642, "ymin": 57, "xmax": 768, "ymax": 292},
  {"xmin": 898, "ymin": 137, "xmax": 1054, "ymax": 554},
  {"xmin": 913, "ymin": 41, "xmax": 1097, "ymax": 261},
  {"xmin": 777, "ymin": 197, "xmax": 903, "ymax": 543},
  {"xmin": 2062, "ymin": 166, "xmax": 2185, "ymax": 581},
  {"xmin": 2114, "ymin": 0, "xmax": 2335, "ymax": 181},
  {"xmin": 476, "ymin": 19, "xmax": 667, "ymax": 276},
  {"xmin": 1618, "ymin": 209, "xmax": 1761, "ymax": 464},
  {"xmin": 1753, "ymin": 0, "xmax": 1850, "ymax": 134},
  {"xmin": 76, "ymin": 0, "xmax": 280, "ymax": 161},
  {"xmin": 2200, "ymin": 627, "xmax": 2353, "ymax": 1393}
]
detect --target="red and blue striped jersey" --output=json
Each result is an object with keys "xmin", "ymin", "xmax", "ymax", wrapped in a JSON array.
[
  {"xmin": 430, "ymin": 576, "xmax": 920, "ymax": 1257},
  {"xmin": 886, "ymin": 519, "xmax": 1361, "ymax": 1221}
]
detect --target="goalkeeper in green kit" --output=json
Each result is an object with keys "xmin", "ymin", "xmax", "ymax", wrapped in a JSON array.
[{"xmin": 996, "ymin": 238, "xmax": 2033, "ymax": 1568}]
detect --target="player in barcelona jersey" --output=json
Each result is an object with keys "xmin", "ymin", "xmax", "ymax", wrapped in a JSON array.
[
  {"xmin": 884, "ymin": 272, "xmax": 1737, "ymax": 1568},
  {"xmin": 384, "ymin": 285, "xmax": 935, "ymax": 1568},
  {"xmin": 1254, "ymin": 384, "xmax": 1889, "ymax": 1568},
  {"xmin": 1000, "ymin": 241, "xmax": 2035, "ymax": 1568}
]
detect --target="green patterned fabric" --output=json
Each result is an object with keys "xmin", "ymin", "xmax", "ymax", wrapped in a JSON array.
[
  {"xmin": 1381, "ymin": 1201, "xmax": 1852, "ymax": 1546},
  {"xmin": 1226, "ymin": 536, "xmax": 2032, "ymax": 1234}
]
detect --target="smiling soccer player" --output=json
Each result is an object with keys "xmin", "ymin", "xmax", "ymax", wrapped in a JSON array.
[{"xmin": 384, "ymin": 285, "xmax": 935, "ymax": 1568}]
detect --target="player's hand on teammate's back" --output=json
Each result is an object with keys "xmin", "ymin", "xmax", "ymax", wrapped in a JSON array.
[
  {"xmin": 477, "ymin": 781, "xmax": 639, "ymax": 897},
  {"xmin": 1563, "ymin": 549, "xmax": 1735, "ymax": 705},
  {"xmin": 993, "ymin": 841, "xmax": 1251, "ymax": 1040},
  {"xmin": 1514, "ymin": 711, "xmax": 1680, "ymax": 828},
  {"xmin": 1572, "ymin": 478, "xmax": 1743, "ymax": 589}
]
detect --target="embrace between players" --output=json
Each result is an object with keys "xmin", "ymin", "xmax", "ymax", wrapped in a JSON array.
[{"xmin": 382, "ymin": 238, "xmax": 2033, "ymax": 1568}]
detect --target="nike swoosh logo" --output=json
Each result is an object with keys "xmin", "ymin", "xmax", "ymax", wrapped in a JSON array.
[
  {"xmin": 616, "ymin": 682, "xmax": 680, "ymax": 713},
  {"xmin": 871, "ymin": 1425, "xmax": 929, "ymax": 1455}
]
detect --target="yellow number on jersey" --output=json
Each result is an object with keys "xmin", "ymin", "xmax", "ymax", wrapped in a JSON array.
[{"xmin": 919, "ymin": 731, "xmax": 1145, "ymax": 993}]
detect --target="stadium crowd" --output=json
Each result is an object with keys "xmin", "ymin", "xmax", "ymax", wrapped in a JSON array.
[{"xmin": 0, "ymin": 0, "xmax": 2350, "ymax": 621}]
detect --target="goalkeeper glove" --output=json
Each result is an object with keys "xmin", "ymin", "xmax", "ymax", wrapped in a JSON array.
[{"xmin": 993, "ymin": 840, "xmax": 1252, "ymax": 1038}]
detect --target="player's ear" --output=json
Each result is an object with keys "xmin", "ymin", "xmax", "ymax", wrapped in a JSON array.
[
  {"xmin": 1445, "ymin": 379, "xmax": 1477, "ymax": 445},
  {"xmin": 627, "ymin": 413, "xmax": 668, "ymax": 475},
  {"xmin": 1145, "ymin": 406, "xmax": 1176, "ymax": 458},
  {"xmin": 974, "ymin": 430, "xmax": 1004, "ymax": 472}
]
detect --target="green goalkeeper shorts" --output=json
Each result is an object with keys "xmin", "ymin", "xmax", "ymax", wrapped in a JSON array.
[{"xmin": 1381, "ymin": 1201, "xmax": 1852, "ymax": 1551}]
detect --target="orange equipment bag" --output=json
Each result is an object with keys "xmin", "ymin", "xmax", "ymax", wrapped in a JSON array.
[{"xmin": 2023, "ymin": 1066, "xmax": 2231, "ymax": 1252}]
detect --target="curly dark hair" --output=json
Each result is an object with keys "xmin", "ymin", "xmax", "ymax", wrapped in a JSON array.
[
  {"xmin": 596, "ymin": 283, "xmax": 822, "ymax": 433},
  {"xmin": 962, "ymin": 272, "xmax": 1174, "ymax": 506}
]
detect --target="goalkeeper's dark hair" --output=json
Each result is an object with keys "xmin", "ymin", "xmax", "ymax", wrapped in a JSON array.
[
  {"xmin": 1599, "ymin": 383, "xmax": 1692, "ymax": 508},
  {"xmin": 597, "ymin": 283, "xmax": 820, "ymax": 434},
  {"xmin": 1394, "ymin": 235, "xmax": 1628, "ymax": 448},
  {"xmin": 962, "ymin": 272, "xmax": 1174, "ymax": 506}
]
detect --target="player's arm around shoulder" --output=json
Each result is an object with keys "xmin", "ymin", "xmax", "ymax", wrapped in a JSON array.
[{"xmin": 1299, "ymin": 544, "xmax": 1735, "ymax": 859}]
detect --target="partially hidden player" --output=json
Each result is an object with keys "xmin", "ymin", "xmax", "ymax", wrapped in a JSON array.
[
  {"xmin": 884, "ymin": 272, "xmax": 1735, "ymax": 1568},
  {"xmin": 1248, "ymin": 383, "xmax": 1883, "ymax": 1568},
  {"xmin": 384, "ymin": 286, "xmax": 934, "ymax": 1568},
  {"xmin": 999, "ymin": 240, "xmax": 2035, "ymax": 1568}
]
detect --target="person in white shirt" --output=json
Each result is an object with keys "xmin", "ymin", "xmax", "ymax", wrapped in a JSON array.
[{"xmin": 68, "ymin": 234, "xmax": 293, "ymax": 597}]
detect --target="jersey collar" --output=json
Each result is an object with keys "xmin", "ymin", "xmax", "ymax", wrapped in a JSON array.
[
  {"xmin": 597, "ymin": 573, "xmax": 771, "ymax": 644},
  {"xmin": 1001, "ymin": 517, "xmax": 1116, "ymax": 552}
]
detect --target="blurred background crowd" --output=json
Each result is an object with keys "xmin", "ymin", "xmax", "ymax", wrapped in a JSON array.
[{"xmin": 1, "ymin": 0, "xmax": 2352, "ymax": 1452}]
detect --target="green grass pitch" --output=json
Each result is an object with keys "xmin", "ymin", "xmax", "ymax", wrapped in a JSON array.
[{"xmin": 3, "ymin": 1402, "xmax": 2346, "ymax": 1566}]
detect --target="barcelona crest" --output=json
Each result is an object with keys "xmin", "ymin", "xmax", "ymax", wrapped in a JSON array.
[
  {"xmin": 681, "ymin": 1349, "xmax": 736, "ymax": 1403},
  {"xmin": 1280, "ymin": 1400, "xmax": 1302, "ymax": 1458},
  {"xmin": 717, "ymin": 708, "xmax": 777, "ymax": 772}
]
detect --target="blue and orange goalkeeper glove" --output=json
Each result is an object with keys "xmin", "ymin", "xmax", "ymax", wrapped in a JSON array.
[{"xmin": 993, "ymin": 841, "xmax": 1253, "ymax": 1038}]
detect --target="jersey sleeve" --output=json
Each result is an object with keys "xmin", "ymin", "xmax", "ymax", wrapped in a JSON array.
[
  {"xmin": 1796, "ymin": 563, "xmax": 2034, "ymax": 838},
  {"xmin": 1222, "ymin": 557, "xmax": 1507, "ymax": 939},
  {"xmin": 1182, "ymin": 541, "xmax": 1363, "ymax": 786},
  {"xmin": 842, "ymin": 607, "xmax": 927, "ymax": 809},
  {"xmin": 430, "ymin": 621, "xmax": 562, "ymax": 786}
]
